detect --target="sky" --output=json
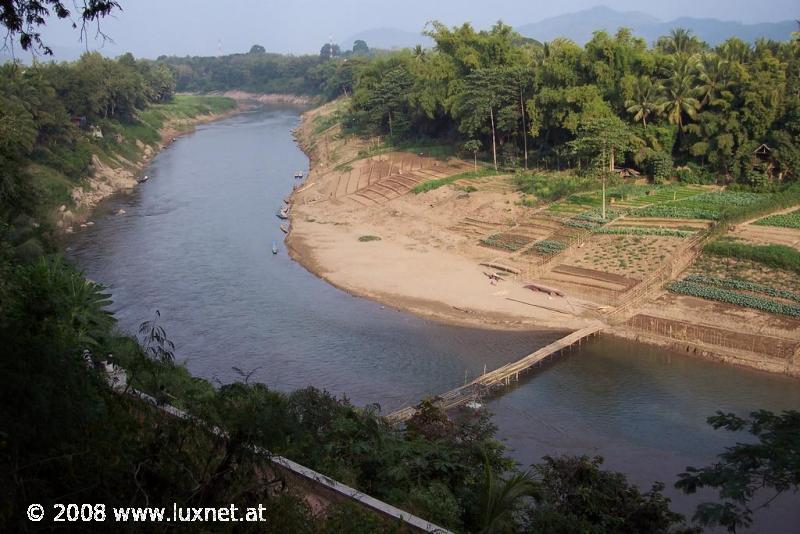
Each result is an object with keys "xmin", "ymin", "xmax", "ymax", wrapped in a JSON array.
[{"xmin": 22, "ymin": 0, "xmax": 800, "ymax": 60}]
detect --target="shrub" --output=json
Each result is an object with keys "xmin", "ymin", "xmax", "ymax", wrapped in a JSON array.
[
  {"xmin": 515, "ymin": 173, "xmax": 596, "ymax": 201},
  {"xmin": 358, "ymin": 235, "xmax": 381, "ymax": 242}
]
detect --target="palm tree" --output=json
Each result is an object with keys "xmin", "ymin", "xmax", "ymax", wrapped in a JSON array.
[
  {"xmin": 696, "ymin": 54, "xmax": 732, "ymax": 107},
  {"xmin": 625, "ymin": 76, "xmax": 662, "ymax": 129},
  {"xmin": 659, "ymin": 28, "xmax": 703, "ymax": 55},
  {"xmin": 717, "ymin": 37, "xmax": 752, "ymax": 65},
  {"xmin": 477, "ymin": 464, "xmax": 540, "ymax": 534},
  {"xmin": 659, "ymin": 55, "xmax": 700, "ymax": 131}
]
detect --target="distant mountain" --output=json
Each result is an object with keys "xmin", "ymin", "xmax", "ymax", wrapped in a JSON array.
[
  {"xmin": 339, "ymin": 28, "xmax": 433, "ymax": 51},
  {"xmin": 516, "ymin": 6, "xmax": 796, "ymax": 46}
]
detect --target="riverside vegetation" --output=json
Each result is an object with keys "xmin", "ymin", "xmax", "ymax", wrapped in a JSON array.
[{"xmin": 1, "ymin": 5, "xmax": 799, "ymax": 533}]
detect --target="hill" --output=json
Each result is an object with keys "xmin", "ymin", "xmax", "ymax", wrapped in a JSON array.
[{"xmin": 516, "ymin": 6, "xmax": 795, "ymax": 45}]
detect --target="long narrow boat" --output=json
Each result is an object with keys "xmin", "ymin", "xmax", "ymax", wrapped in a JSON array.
[
  {"xmin": 277, "ymin": 206, "xmax": 290, "ymax": 220},
  {"xmin": 280, "ymin": 223, "xmax": 289, "ymax": 234}
]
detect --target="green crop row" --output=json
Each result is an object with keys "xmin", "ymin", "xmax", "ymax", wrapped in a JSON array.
[
  {"xmin": 683, "ymin": 274, "xmax": 800, "ymax": 303},
  {"xmin": 595, "ymin": 227, "xmax": 693, "ymax": 237},
  {"xmin": 754, "ymin": 209, "xmax": 800, "ymax": 229},
  {"xmin": 667, "ymin": 280, "xmax": 800, "ymax": 317}
]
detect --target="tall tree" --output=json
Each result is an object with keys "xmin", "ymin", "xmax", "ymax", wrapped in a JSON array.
[
  {"xmin": 570, "ymin": 116, "xmax": 637, "ymax": 218},
  {"xmin": 625, "ymin": 76, "xmax": 662, "ymax": 129},
  {"xmin": 452, "ymin": 67, "xmax": 517, "ymax": 170}
]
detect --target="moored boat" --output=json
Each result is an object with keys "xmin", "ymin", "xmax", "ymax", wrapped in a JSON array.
[
  {"xmin": 272, "ymin": 242, "xmax": 278, "ymax": 254},
  {"xmin": 280, "ymin": 223, "xmax": 289, "ymax": 233}
]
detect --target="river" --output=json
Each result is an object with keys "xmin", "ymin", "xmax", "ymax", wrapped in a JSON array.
[{"xmin": 66, "ymin": 105, "xmax": 800, "ymax": 532}]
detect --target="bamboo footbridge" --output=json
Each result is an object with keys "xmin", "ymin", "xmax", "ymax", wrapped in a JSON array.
[{"xmin": 386, "ymin": 325, "xmax": 603, "ymax": 423}]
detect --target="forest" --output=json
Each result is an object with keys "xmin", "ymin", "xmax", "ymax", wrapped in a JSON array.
[{"xmin": 166, "ymin": 23, "xmax": 800, "ymax": 187}]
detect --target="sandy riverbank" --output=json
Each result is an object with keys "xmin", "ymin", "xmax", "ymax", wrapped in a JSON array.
[{"xmin": 285, "ymin": 105, "xmax": 602, "ymax": 331}]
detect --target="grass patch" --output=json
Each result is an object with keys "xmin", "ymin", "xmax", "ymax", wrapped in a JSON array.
[
  {"xmin": 704, "ymin": 240, "xmax": 800, "ymax": 274},
  {"xmin": 26, "ymin": 164, "xmax": 78, "ymax": 213},
  {"xmin": 358, "ymin": 235, "xmax": 381, "ymax": 242},
  {"xmin": 412, "ymin": 168, "xmax": 498, "ymax": 194}
]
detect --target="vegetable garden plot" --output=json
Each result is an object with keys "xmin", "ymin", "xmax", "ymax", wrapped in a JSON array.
[
  {"xmin": 754, "ymin": 208, "xmax": 800, "ymax": 229},
  {"xmin": 668, "ymin": 280, "xmax": 800, "ymax": 318},
  {"xmin": 479, "ymin": 233, "xmax": 533, "ymax": 252}
]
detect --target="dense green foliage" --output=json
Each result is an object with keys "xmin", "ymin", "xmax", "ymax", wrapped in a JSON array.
[
  {"xmin": 704, "ymin": 240, "xmax": 800, "ymax": 273},
  {"xmin": 160, "ymin": 53, "xmax": 331, "ymax": 96}
]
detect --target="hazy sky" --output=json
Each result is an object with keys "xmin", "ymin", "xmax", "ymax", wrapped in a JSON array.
[{"xmin": 29, "ymin": 0, "xmax": 799, "ymax": 59}]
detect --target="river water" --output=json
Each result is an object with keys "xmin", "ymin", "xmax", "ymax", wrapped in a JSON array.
[{"xmin": 67, "ymin": 106, "xmax": 800, "ymax": 531}]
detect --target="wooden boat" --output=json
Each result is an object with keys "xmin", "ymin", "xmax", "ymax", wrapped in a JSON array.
[
  {"xmin": 280, "ymin": 223, "xmax": 289, "ymax": 234},
  {"xmin": 524, "ymin": 283, "xmax": 565, "ymax": 297},
  {"xmin": 277, "ymin": 206, "xmax": 290, "ymax": 220},
  {"xmin": 272, "ymin": 242, "xmax": 278, "ymax": 254}
]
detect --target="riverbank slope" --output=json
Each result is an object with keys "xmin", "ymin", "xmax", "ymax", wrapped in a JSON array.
[{"xmin": 57, "ymin": 95, "xmax": 238, "ymax": 232}]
